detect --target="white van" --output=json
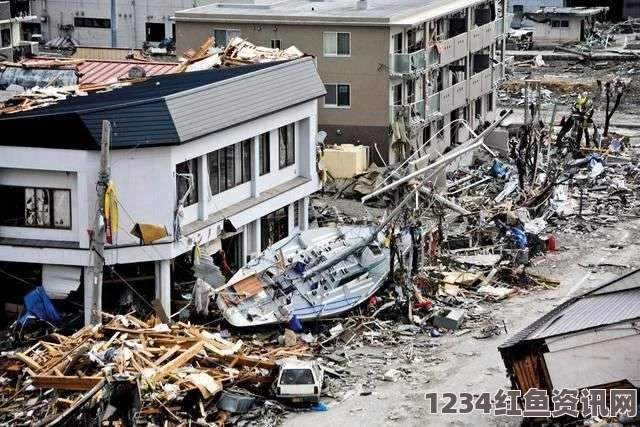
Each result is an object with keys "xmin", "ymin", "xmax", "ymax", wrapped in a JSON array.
[{"xmin": 273, "ymin": 359, "xmax": 324, "ymax": 403}]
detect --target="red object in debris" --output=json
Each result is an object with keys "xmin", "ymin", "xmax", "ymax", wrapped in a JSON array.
[
  {"xmin": 414, "ymin": 299, "xmax": 433, "ymax": 309},
  {"xmin": 547, "ymin": 234, "xmax": 557, "ymax": 251},
  {"xmin": 368, "ymin": 296, "xmax": 381, "ymax": 307}
]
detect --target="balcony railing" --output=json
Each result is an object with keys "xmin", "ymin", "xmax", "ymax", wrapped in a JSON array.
[
  {"xmin": 391, "ymin": 99, "xmax": 425, "ymax": 123},
  {"xmin": 389, "ymin": 50, "xmax": 426, "ymax": 75}
]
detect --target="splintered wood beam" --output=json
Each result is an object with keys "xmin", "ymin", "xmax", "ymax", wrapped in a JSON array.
[
  {"xmin": 10, "ymin": 353, "xmax": 42, "ymax": 371},
  {"xmin": 151, "ymin": 341, "xmax": 204, "ymax": 382},
  {"xmin": 32, "ymin": 375, "xmax": 103, "ymax": 391}
]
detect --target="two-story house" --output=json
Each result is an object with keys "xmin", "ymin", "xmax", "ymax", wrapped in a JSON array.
[
  {"xmin": 0, "ymin": 58, "xmax": 324, "ymax": 324},
  {"xmin": 174, "ymin": 0, "xmax": 508, "ymax": 163}
]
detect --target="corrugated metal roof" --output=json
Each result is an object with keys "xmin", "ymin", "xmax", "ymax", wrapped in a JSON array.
[
  {"xmin": 166, "ymin": 57, "xmax": 326, "ymax": 142},
  {"xmin": 77, "ymin": 60, "xmax": 180, "ymax": 84},
  {"xmin": 500, "ymin": 269, "xmax": 640, "ymax": 348}
]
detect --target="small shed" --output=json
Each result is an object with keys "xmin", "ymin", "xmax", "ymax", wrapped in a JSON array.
[{"xmin": 526, "ymin": 6, "xmax": 609, "ymax": 45}]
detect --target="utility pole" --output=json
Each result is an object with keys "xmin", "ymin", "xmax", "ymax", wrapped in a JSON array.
[{"xmin": 89, "ymin": 120, "xmax": 111, "ymax": 325}]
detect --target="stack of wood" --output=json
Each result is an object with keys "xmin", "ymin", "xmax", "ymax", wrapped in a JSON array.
[{"xmin": 0, "ymin": 313, "xmax": 280, "ymax": 425}]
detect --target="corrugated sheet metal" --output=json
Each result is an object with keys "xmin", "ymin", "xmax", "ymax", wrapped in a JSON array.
[
  {"xmin": 165, "ymin": 57, "xmax": 326, "ymax": 142},
  {"xmin": 500, "ymin": 269, "xmax": 640, "ymax": 348},
  {"xmin": 529, "ymin": 287, "xmax": 640, "ymax": 339},
  {"xmin": 0, "ymin": 66, "xmax": 77, "ymax": 88},
  {"xmin": 78, "ymin": 60, "xmax": 180, "ymax": 84}
]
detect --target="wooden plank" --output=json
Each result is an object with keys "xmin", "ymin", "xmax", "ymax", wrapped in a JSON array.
[
  {"xmin": 151, "ymin": 341, "xmax": 203, "ymax": 381},
  {"xmin": 233, "ymin": 274, "xmax": 264, "ymax": 297},
  {"xmin": 152, "ymin": 299, "xmax": 170, "ymax": 324},
  {"xmin": 154, "ymin": 345, "xmax": 180, "ymax": 366},
  {"xmin": 32, "ymin": 375, "xmax": 103, "ymax": 391},
  {"xmin": 10, "ymin": 352, "xmax": 42, "ymax": 371}
]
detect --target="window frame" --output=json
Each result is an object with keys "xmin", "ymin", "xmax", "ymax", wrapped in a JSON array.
[
  {"xmin": 259, "ymin": 132, "xmax": 270, "ymax": 176},
  {"xmin": 176, "ymin": 158, "xmax": 199, "ymax": 207},
  {"xmin": 324, "ymin": 83, "xmax": 351, "ymax": 109},
  {"xmin": 145, "ymin": 22, "xmax": 166, "ymax": 42},
  {"xmin": 278, "ymin": 123, "xmax": 296, "ymax": 169},
  {"xmin": 270, "ymin": 39, "xmax": 282, "ymax": 49},
  {"xmin": 0, "ymin": 185, "xmax": 72, "ymax": 230},
  {"xmin": 212, "ymin": 28, "xmax": 241, "ymax": 47},
  {"xmin": 322, "ymin": 31, "xmax": 351, "ymax": 57},
  {"xmin": 208, "ymin": 139, "xmax": 252, "ymax": 196},
  {"xmin": 1, "ymin": 27, "xmax": 10, "ymax": 48}
]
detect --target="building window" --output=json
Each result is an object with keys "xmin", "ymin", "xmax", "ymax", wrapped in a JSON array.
[
  {"xmin": 260, "ymin": 207, "xmax": 288, "ymax": 250},
  {"xmin": 1, "ymin": 28, "xmax": 10, "ymax": 47},
  {"xmin": 561, "ymin": 20, "xmax": 569, "ymax": 28},
  {"xmin": 475, "ymin": 97, "xmax": 482, "ymax": 118},
  {"xmin": 486, "ymin": 93, "xmax": 493, "ymax": 112},
  {"xmin": 208, "ymin": 139, "xmax": 252, "ymax": 195},
  {"xmin": 551, "ymin": 20, "xmax": 569, "ymax": 28},
  {"xmin": 513, "ymin": 5, "xmax": 523, "ymax": 13},
  {"xmin": 145, "ymin": 22, "xmax": 165, "ymax": 42},
  {"xmin": 259, "ymin": 132, "xmax": 270, "ymax": 176},
  {"xmin": 74, "ymin": 17, "xmax": 111, "ymax": 28},
  {"xmin": 176, "ymin": 159, "xmax": 199, "ymax": 207},
  {"xmin": 323, "ymin": 32, "xmax": 350, "ymax": 56},
  {"xmin": 324, "ymin": 84, "xmax": 351, "ymax": 107},
  {"xmin": 278, "ymin": 124, "xmax": 295, "ymax": 169},
  {"xmin": 293, "ymin": 200, "xmax": 300, "ymax": 228},
  {"xmin": 392, "ymin": 33, "xmax": 403, "ymax": 54},
  {"xmin": 270, "ymin": 39, "xmax": 282, "ymax": 49},
  {"xmin": 407, "ymin": 80, "xmax": 415, "ymax": 104},
  {"xmin": 0, "ymin": 185, "xmax": 71, "ymax": 229},
  {"xmin": 392, "ymin": 83, "xmax": 402, "ymax": 106},
  {"xmin": 213, "ymin": 29, "xmax": 241, "ymax": 47}
]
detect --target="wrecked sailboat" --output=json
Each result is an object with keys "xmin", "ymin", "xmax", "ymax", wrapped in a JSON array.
[{"xmin": 216, "ymin": 226, "xmax": 410, "ymax": 327}]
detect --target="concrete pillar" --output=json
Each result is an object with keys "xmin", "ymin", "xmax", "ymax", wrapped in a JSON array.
[
  {"xmin": 154, "ymin": 259, "xmax": 171, "ymax": 316},
  {"xmin": 197, "ymin": 155, "xmax": 207, "ymax": 220},
  {"xmin": 300, "ymin": 197, "xmax": 310, "ymax": 231},
  {"xmin": 83, "ymin": 266, "xmax": 99, "ymax": 326},
  {"xmin": 251, "ymin": 136, "xmax": 260, "ymax": 197},
  {"xmin": 251, "ymin": 219, "xmax": 261, "ymax": 255},
  {"xmin": 288, "ymin": 203, "xmax": 295, "ymax": 235},
  {"xmin": 241, "ymin": 225, "xmax": 249, "ymax": 264}
]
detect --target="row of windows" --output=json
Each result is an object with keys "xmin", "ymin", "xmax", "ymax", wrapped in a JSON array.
[
  {"xmin": 551, "ymin": 20, "xmax": 570, "ymax": 28},
  {"xmin": 0, "ymin": 186, "xmax": 72, "ymax": 229},
  {"xmin": 210, "ymin": 29, "xmax": 351, "ymax": 57},
  {"xmin": 74, "ymin": 17, "xmax": 111, "ymax": 28},
  {"xmin": 176, "ymin": 124, "xmax": 296, "ymax": 207}
]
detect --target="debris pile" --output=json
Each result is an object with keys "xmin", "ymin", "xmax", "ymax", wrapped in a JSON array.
[{"xmin": 0, "ymin": 312, "xmax": 307, "ymax": 425}]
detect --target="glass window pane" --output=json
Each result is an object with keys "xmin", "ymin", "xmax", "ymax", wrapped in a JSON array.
[
  {"xmin": 337, "ymin": 85, "xmax": 350, "ymax": 106},
  {"xmin": 53, "ymin": 190, "xmax": 71, "ymax": 228},
  {"xmin": 279, "ymin": 126, "xmax": 287, "ymax": 169},
  {"xmin": 234, "ymin": 143, "xmax": 243, "ymax": 185},
  {"xmin": 324, "ymin": 84, "xmax": 336, "ymax": 105},
  {"xmin": 214, "ymin": 29, "xmax": 227, "ymax": 46},
  {"xmin": 259, "ymin": 133, "xmax": 270, "ymax": 175},
  {"xmin": 228, "ymin": 29, "xmax": 241, "ymax": 40},
  {"xmin": 337, "ymin": 33, "xmax": 350, "ymax": 55},
  {"xmin": 225, "ymin": 146, "xmax": 235, "ymax": 189},
  {"xmin": 287, "ymin": 124, "xmax": 295, "ymax": 166},
  {"xmin": 208, "ymin": 151, "xmax": 219, "ymax": 195},
  {"xmin": 242, "ymin": 139, "xmax": 251, "ymax": 183},
  {"xmin": 323, "ymin": 32, "xmax": 337, "ymax": 55}
]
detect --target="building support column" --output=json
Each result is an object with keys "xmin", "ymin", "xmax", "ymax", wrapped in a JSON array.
[
  {"xmin": 155, "ymin": 259, "xmax": 171, "ymax": 316},
  {"xmin": 83, "ymin": 266, "xmax": 99, "ymax": 326},
  {"xmin": 300, "ymin": 197, "xmax": 310, "ymax": 231},
  {"xmin": 197, "ymin": 156, "xmax": 207, "ymax": 220},
  {"xmin": 251, "ymin": 219, "xmax": 261, "ymax": 256}
]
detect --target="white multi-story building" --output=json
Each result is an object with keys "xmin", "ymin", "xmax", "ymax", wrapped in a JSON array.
[
  {"xmin": 0, "ymin": 0, "xmax": 39, "ymax": 61},
  {"xmin": 0, "ymin": 58, "xmax": 324, "ymax": 324},
  {"xmin": 30, "ymin": 0, "xmax": 218, "ymax": 48}
]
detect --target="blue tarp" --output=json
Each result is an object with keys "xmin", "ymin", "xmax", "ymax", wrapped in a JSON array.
[{"xmin": 18, "ymin": 286, "xmax": 63, "ymax": 327}]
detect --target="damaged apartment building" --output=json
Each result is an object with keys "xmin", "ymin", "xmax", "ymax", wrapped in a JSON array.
[
  {"xmin": 0, "ymin": 58, "xmax": 325, "ymax": 325},
  {"xmin": 0, "ymin": 0, "xmax": 40, "ymax": 61},
  {"xmin": 174, "ymin": 0, "xmax": 509, "ymax": 164}
]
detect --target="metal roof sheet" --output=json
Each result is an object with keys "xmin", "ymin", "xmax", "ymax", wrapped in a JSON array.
[
  {"xmin": 77, "ymin": 60, "xmax": 180, "ymax": 84},
  {"xmin": 500, "ymin": 269, "xmax": 640, "ymax": 348}
]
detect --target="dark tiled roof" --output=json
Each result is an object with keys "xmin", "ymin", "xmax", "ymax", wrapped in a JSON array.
[{"xmin": 0, "ymin": 61, "xmax": 288, "ymax": 150}]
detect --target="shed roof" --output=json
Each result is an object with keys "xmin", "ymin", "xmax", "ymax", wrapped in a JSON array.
[
  {"xmin": 500, "ymin": 268, "xmax": 640, "ymax": 349},
  {"xmin": 0, "ymin": 57, "xmax": 325, "ymax": 150}
]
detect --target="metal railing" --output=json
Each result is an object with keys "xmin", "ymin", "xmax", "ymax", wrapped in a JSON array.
[
  {"xmin": 389, "ymin": 50, "xmax": 426, "ymax": 74},
  {"xmin": 390, "ymin": 98, "xmax": 425, "ymax": 122}
]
